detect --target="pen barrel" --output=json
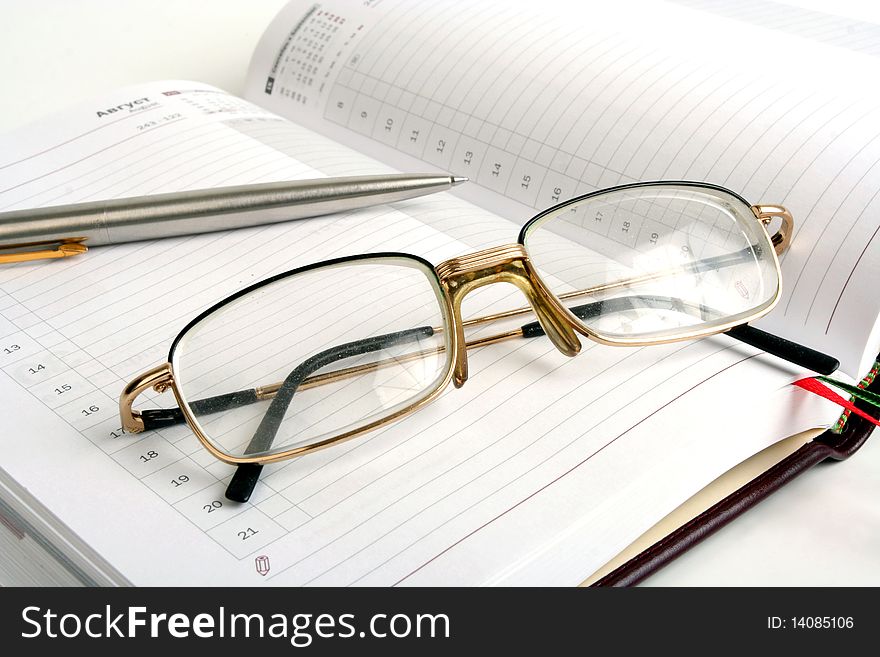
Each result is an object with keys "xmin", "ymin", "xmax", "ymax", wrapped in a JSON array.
[{"xmin": 0, "ymin": 174, "xmax": 457, "ymax": 248}]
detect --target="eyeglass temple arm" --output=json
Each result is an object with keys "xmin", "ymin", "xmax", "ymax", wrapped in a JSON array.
[
  {"xmin": 520, "ymin": 297, "xmax": 839, "ymax": 375},
  {"xmin": 136, "ymin": 390, "xmax": 262, "ymax": 430},
  {"xmin": 225, "ymin": 326, "xmax": 436, "ymax": 502},
  {"xmin": 226, "ymin": 293, "xmax": 838, "ymax": 502},
  {"xmin": 724, "ymin": 324, "xmax": 838, "ymax": 374},
  {"xmin": 139, "ymin": 291, "xmax": 838, "ymax": 436},
  {"xmin": 141, "ymin": 296, "xmax": 717, "ymax": 430}
]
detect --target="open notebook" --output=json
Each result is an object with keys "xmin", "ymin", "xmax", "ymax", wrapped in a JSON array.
[{"xmin": 0, "ymin": 0, "xmax": 878, "ymax": 585}]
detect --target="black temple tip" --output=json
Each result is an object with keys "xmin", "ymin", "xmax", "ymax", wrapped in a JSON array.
[
  {"xmin": 141, "ymin": 407, "xmax": 186, "ymax": 430},
  {"xmin": 225, "ymin": 464, "xmax": 263, "ymax": 503},
  {"xmin": 725, "ymin": 324, "xmax": 839, "ymax": 375}
]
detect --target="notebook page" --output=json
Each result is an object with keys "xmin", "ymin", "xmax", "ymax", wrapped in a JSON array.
[
  {"xmin": 244, "ymin": 0, "xmax": 880, "ymax": 378},
  {"xmin": 672, "ymin": 0, "xmax": 880, "ymax": 57},
  {"xmin": 0, "ymin": 81, "xmax": 839, "ymax": 585}
]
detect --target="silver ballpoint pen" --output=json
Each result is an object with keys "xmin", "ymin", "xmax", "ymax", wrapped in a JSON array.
[{"xmin": 0, "ymin": 173, "xmax": 468, "ymax": 264}]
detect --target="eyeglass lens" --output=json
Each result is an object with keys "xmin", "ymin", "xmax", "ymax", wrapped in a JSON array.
[
  {"xmin": 171, "ymin": 257, "xmax": 452, "ymax": 461},
  {"xmin": 522, "ymin": 184, "xmax": 779, "ymax": 341}
]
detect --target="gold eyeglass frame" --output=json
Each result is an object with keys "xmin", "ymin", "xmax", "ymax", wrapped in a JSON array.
[{"xmin": 119, "ymin": 181, "xmax": 793, "ymax": 468}]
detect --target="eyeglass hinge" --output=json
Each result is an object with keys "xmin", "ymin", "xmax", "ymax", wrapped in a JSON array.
[
  {"xmin": 752, "ymin": 204, "xmax": 794, "ymax": 256},
  {"xmin": 119, "ymin": 363, "xmax": 174, "ymax": 433}
]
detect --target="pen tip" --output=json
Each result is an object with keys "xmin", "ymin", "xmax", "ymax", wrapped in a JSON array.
[{"xmin": 451, "ymin": 176, "xmax": 468, "ymax": 187}]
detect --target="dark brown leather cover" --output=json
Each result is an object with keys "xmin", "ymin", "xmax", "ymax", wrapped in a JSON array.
[{"xmin": 593, "ymin": 368, "xmax": 880, "ymax": 587}]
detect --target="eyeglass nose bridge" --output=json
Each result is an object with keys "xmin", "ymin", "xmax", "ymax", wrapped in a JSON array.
[{"xmin": 436, "ymin": 243, "xmax": 582, "ymax": 388}]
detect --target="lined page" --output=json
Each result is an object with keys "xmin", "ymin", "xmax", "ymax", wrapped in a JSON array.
[
  {"xmin": 245, "ymin": 0, "xmax": 880, "ymax": 378},
  {"xmin": 672, "ymin": 0, "xmax": 880, "ymax": 57},
  {"xmin": 0, "ymin": 81, "xmax": 838, "ymax": 584}
]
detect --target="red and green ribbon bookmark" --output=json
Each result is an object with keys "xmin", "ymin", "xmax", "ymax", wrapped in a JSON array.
[{"xmin": 793, "ymin": 361, "xmax": 880, "ymax": 432}]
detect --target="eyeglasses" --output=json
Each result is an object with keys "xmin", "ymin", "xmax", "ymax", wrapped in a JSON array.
[{"xmin": 119, "ymin": 181, "xmax": 839, "ymax": 503}]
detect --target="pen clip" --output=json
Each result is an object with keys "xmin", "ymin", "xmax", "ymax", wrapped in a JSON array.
[{"xmin": 0, "ymin": 239, "xmax": 88, "ymax": 264}]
